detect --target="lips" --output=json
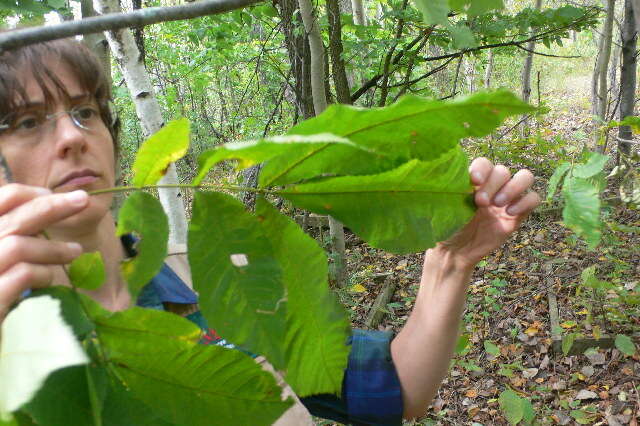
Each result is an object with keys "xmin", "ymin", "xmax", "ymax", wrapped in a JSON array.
[{"xmin": 55, "ymin": 169, "xmax": 99, "ymax": 189}]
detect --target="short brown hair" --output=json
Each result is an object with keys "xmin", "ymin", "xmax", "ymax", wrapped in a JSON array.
[{"xmin": 0, "ymin": 37, "xmax": 120, "ymax": 150}]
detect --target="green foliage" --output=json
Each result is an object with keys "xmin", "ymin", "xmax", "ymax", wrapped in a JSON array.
[
  {"xmin": 484, "ymin": 340, "xmax": 500, "ymax": 356},
  {"xmin": 116, "ymin": 192, "xmax": 169, "ymax": 297},
  {"xmin": 547, "ymin": 153, "xmax": 609, "ymax": 249},
  {"xmin": 498, "ymin": 388, "xmax": 534, "ymax": 425},
  {"xmin": 4, "ymin": 90, "xmax": 527, "ymax": 423},
  {"xmin": 69, "ymin": 252, "xmax": 106, "ymax": 291},
  {"xmin": 0, "ymin": 296, "xmax": 88, "ymax": 416},
  {"xmin": 614, "ymin": 334, "xmax": 636, "ymax": 356},
  {"xmin": 132, "ymin": 118, "xmax": 190, "ymax": 186},
  {"xmin": 561, "ymin": 332, "xmax": 577, "ymax": 356}
]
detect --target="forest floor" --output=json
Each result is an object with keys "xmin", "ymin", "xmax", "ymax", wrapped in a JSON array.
[{"xmin": 313, "ymin": 72, "xmax": 640, "ymax": 425}]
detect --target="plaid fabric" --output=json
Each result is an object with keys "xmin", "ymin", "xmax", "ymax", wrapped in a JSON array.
[{"xmin": 137, "ymin": 261, "xmax": 404, "ymax": 425}]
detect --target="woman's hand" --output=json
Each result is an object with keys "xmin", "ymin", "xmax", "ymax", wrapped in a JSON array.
[
  {"xmin": 439, "ymin": 157, "xmax": 541, "ymax": 270},
  {"xmin": 0, "ymin": 184, "xmax": 88, "ymax": 321}
]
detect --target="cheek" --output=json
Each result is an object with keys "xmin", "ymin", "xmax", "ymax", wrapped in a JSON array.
[{"xmin": 2, "ymin": 145, "xmax": 49, "ymax": 186}]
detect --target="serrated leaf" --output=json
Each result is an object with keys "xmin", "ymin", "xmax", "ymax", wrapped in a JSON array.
[
  {"xmin": 278, "ymin": 149, "xmax": 475, "ymax": 254},
  {"xmin": 562, "ymin": 333, "xmax": 577, "ymax": 356},
  {"xmin": 255, "ymin": 199, "xmax": 350, "ymax": 396},
  {"xmin": 449, "ymin": 24, "xmax": 477, "ymax": 48},
  {"xmin": 116, "ymin": 192, "xmax": 169, "ymax": 297},
  {"xmin": 0, "ymin": 296, "xmax": 88, "ymax": 415},
  {"xmin": 547, "ymin": 162, "xmax": 571, "ymax": 201},
  {"xmin": 261, "ymin": 91, "xmax": 534, "ymax": 187},
  {"xmin": 188, "ymin": 192, "xmax": 287, "ymax": 368},
  {"xmin": 573, "ymin": 152, "xmax": 608, "ymax": 179},
  {"xmin": 69, "ymin": 252, "xmax": 105, "ymax": 291},
  {"xmin": 615, "ymin": 334, "xmax": 636, "ymax": 356},
  {"xmin": 193, "ymin": 134, "xmax": 378, "ymax": 186},
  {"xmin": 562, "ymin": 176, "xmax": 601, "ymax": 249},
  {"xmin": 94, "ymin": 308, "xmax": 292, "ymax": 425},
  {"xmin": 132, "ymin": 118, "xmax": 190, "ymax": 186},
  {"xmin": 499, "ymin": 389, "xmax": 524, "ymax": 425},
  {"xmin": 484, "ymin": 340, "xmax": 500, "ymax": 356}
]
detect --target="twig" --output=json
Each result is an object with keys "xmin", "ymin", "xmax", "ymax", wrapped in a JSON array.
[
  {"xmin": 515, "ymin": 44, "xmax": 581, "ymax": 58},
  {"xmin": 0, "ymin": 0, "xmax": 262, "ymax": 52}
]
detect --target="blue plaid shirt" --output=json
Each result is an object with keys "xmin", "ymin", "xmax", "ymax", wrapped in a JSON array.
[{"xmin": 137, "ymin": 262, "xmax": 404, "ymax": 426}]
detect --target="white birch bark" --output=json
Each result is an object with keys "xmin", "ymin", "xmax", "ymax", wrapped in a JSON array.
[
  {"xmin": 351, "ymin": 0, "xmax": 367, "ymax": 26},
  {"xmin": 95, "ymin": 0, "xmax": 189, "ymax": 244},
  {"xmin": 484, "ymin": 49, "xmax": 493, "ymax": 89},
  {"xmin": 297, "ymin": 0, "xmax": 347, "ymax": 287}
]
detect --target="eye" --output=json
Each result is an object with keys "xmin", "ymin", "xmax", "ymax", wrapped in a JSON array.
[
  {"xmin": 14, "ymin": 115, "xmax": 41, "ymax": 131},
  {"xmin": 74, "ymin": 105, "xmax": 99, "ymax": 121}
]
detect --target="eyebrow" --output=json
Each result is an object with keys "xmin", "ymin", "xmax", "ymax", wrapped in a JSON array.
[{"xmin": 16, "ymin": 93, "xmax": 92, "ymax": 111}]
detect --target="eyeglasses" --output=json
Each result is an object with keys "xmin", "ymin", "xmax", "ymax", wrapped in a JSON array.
[{"xmin": 0, "ymin": 104, "xmax": 104, "ymax": 142}]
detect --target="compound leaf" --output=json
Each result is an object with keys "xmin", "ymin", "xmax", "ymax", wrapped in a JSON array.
[
  {"xmin": 188, "ymin": 192, "xmax": 287, "ymax": 368},
  {"xmin": 255, "ymin": 199, "xmax": 350, "ymax": 396},
  {"xmin": 116, "ymin": 192, "xmax": 169, "ymax": 298},
  {"xmin": 132, "ymin": 118, "xmax": 190, "ymax": 186}
]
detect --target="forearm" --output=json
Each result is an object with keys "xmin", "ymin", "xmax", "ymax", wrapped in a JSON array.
[{"xmin": 390, "ymin": 245, "xmax": 473, "ymax": 419}]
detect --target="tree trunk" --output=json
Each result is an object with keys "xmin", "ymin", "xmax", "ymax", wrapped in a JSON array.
[
  {"xmin": 484, "ymin": 49, "xmax": 494, "ymax": 89},
  {"xmin": 351, "ymin": 0, "xmax": 366, "ymax": 25},
  {"xmin": 618, "ymin": 0, "xmax": 636, "ymax": 161},
  {"xmin": 80, "ymin": 0, "xmax": 111, "ymax": 84},
  {"xmin": 521, "ymin": 0, "xmax": 543, "ymax": 136},
  {"xmin": 592, "ymin": 0, "xmax": 616, "ymax": 152},
  {"xmin": 297, "ymin": 0, "xmax": 347, "ymax": 287},
  {"xmin": 95, "ymin": 0, "xmax": 189, "ymax": 245}
]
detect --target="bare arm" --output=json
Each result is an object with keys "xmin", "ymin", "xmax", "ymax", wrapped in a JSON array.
[{"xmin": 391, "ymin": 158, "xmax": 541, "ymax": 419}]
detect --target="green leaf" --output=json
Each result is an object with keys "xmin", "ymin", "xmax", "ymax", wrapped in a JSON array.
[
  {"xmin": 0, "ymin": 296, "xmax": 88, "ymax": 415},
  {"xmin": 193, "ymin": 133, "xmax": 378, "ymax": 186},
  {"xmin": 615, "ymin": 334, "xmax": 636, "ymax": 356},
  {"xmin": 570, "ymin": 409, "xmax": 593, "ymax": 424},
  {"xmin": 484, "ymin": 340, "xmax": 500, "ymax": 356},
  {"xmin": 132, "ymin": 118, "xmax": 190, "ymax": 186},
  {"xmin": 69, "ymin": 252, "xmax": 105, "ymax": 291},
  {"xmin": 449, "ymin": 24, "xmax": 477, "ymax": 48},
  {"xmin": 573, "ymin": 152, "xmax": 608, "ymax": 179},
  {"xmin": 455, "ymin": 334, "xmax": 471, "ymax": 355},
  {"xmin": 466, "ymin": 0, "xmax": 504, "ymax": 17},
  {"xmin": 262, "ymin": 91, "xmax": 534, "ymax": 187},
  {"xmin": 562, "ymin": 176, "xmax": 601, "ymax": 249},
  {"xmin": 413, "ymin": 0, "xmax": 449, "ymax": 25},
  {"xmin": 255, "ymin": 199, "xmax": 350, "ymax": 396},
  {"xmin": 499, "ymin": 389, "xmax": 524, "ymax": 425},
  {"xmin": 116, "ymin": 192, "xmax": 169, "ymax": 297},
  {"xmin": 31, "ymin": 287, "xmax": 95, "ymax": 340},
  {"xmin": 188, "ymin": 192, "xmax": 287, "ymax": 368},
  {"xmin": 278, "ymin": 149, "xmax": 475, "ymax": 254},
  {"xmin": 95, "ymin": 307, "xmax": 292, "ymax": 425},
  {"xmin": 521, "ymin": 396, "xmax": 535, "ymax": 424},
  {"xmin": 546, "ymin": 162, "xmax": 570, "ymax": 201},
  {"xmin": 562, "ymin": 333, "xmax": 577, "ymax": 356}
]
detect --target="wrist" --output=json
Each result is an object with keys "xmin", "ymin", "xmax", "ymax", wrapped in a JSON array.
[{"xmin": 423, "ymin": 244, "xmax": 477, "ymax": 277}]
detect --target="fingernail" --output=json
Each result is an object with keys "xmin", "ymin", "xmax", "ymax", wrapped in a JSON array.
[
  {"xmin": 472, "ymin": 171, "xmax": 484, "ymax": 183},
  {"xmin": 66, "ymin": 242, "xmax": 82, "ymax": 255},
  {"xmin": 477, "ymin": 192, "xmax": 489, "ymax": 204},
  {"xmin": 507, "ymin": 204, "xmax": 521, "ymax": 216},
  {"xmin": 65, "ymin": 190, "xmax": 88, "ymax": 206},
  {"xmin": 494, "ymin": 193, "xmax": 507, "ymax": 207},
  {"xmin": 35, "ymin": 187, "xmax": 52, "ymax": 196}
]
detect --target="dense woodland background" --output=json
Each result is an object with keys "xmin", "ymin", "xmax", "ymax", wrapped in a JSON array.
[{"xmin": 2, "ymin": 0, "xmax": 640, "ymax": 424}]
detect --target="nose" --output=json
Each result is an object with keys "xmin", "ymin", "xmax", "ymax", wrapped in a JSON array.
[{"xmin": 53, "ymin": 113, "xmax": 88, "ymax": 158}]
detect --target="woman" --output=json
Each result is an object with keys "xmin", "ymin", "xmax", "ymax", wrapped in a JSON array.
[{"xmin": 0, "ymin": 38, "xmax": 540, "ymax": 424}]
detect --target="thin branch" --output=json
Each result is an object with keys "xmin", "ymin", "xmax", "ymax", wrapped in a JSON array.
[
  {"xmin": 0, "ymin": 0, "xmax": 263, "ymax": 52},
  {"xmin": 515, "ymin": 44, "xmax": 581, "ymax": 58}
]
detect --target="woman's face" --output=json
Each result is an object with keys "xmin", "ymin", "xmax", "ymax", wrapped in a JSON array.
[{"xmin": 0, "ymin": 59, "xmax": 116, "ymax": 231}]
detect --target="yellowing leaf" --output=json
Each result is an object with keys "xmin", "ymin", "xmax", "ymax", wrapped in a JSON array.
[
  {"xmin": 560, "ymin": 321, "xmax": 577, "ymax": 329},
  {"xmin": 132, "ymin": 118, "xmax": 190, "ymax": 186},
  {"xmin": 524, "ymin": 327, "xmax": 539, "ymax": 336},
  {"xmin": 0, "ymin": 296, "xmax": 88, "ymax": 415},
  {"xmin": 350, "ymin": 284, "xmax": 367, "ymax": 293}
]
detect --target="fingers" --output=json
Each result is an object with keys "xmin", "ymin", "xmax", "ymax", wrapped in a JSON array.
[
  {"xmin": 0, "ymin": 236, "xmax": 82, "ymax": 274},
  {"xmin": 470, "ymin": 157, "xmax": 540, "ymax": 214},
  {"xmin": 0, "ymin": 190, "xmax": 89, "ymax": 238},
  {"xmin": 0, "ymin": 263, "xmax": 54, "ymax": 320},
  {"xmin": 0, "ymin": 183, "xmax": 52, "ymax": 216}
]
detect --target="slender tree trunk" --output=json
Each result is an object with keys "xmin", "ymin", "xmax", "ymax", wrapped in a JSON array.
[
  {"xmin": 297, "ymin": 0, "xmax": 347, "ymax": 287},
  {"xmin": 592, "ymin": 0, "xmax": 616, "ymax": 153},
  {"xmin": 378, "ymin": 0, "xmax": 409, "ymax": 107},
  {"xmin": 351, "ymin": 0, "xmax": 366, "ymax": 25},
  {"xmin": 95, "ymin": 0, "xmax": 189, "ymax": 245},
  {"xmin": 484, "ymin": 49, "xmax": 494, "ymax": 88},
  {"xmin": 80, "ymin": 0, "xmax": 111, "ymax": 84},
  {"xmin": 326, "ymin": 0, "xmax": 351, "ymax": 104},
  {"xmin": 618, "ymin": 0, "xmax": 636, "ymax": 161},
  {"xmin": 521, "ymin": 0, "xmax": 543, "ymax": 136}
]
